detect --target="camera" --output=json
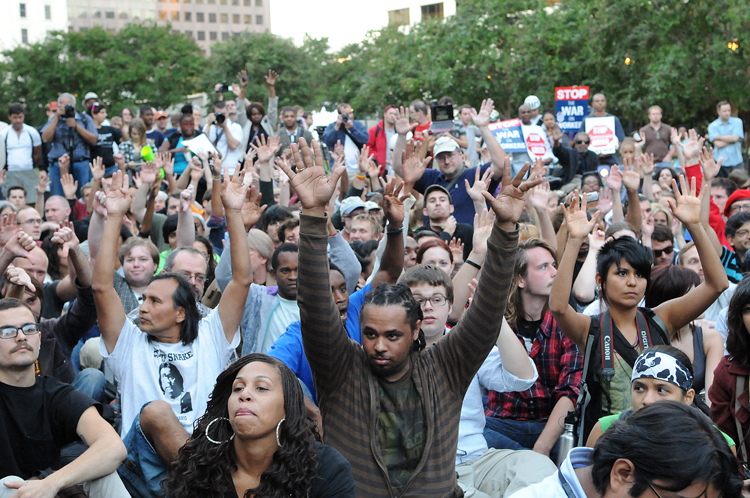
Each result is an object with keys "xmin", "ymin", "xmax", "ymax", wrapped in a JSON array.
[
  {"xmin": 429, "ymin": 103, "xmax": 454, "ymax": 134},
  {"xmin": 215, "ymin": 112, "xmax": 226, "ymax": 125},
  {"xmin": 341, "ymin": 113, "xmax": 349, "ymax": 123},
  {"xmin": 63, "ymin": 104, "xmax": 76, "ymax": 119},
  {"xmin": 216, "ymin": 82, "xmax": 231, "ymax": 93}
]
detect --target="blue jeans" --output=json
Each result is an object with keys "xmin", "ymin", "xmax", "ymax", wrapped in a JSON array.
[
  {"xmin": 118, "ymin": 403, "xmax": 168, "ymax": 498},
  {"xmin": 484, "ymin": 417, "xmax": 561, "ymax": 462},
  {"xmin": 71, "ymin": 368, "xmax": 106, "ymax": 402},
  {"xmin": 49, "ymin": 158, "xmax": 91, "ymax": 197}
]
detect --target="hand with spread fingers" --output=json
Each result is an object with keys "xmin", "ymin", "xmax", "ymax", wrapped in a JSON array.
[
  {"xmin": 221, "ymin": 162, "xmax": 250, "ymax": 212},
  {"xmin": 103, "ymin": 170, "xmax": 132, "ymax": 216},
  {"xmin": 465, "ymin": 166, "xmax": 493, "ymax": 203},
  {"xmin": 561, "ymin": 189, "xmax": 600, "ymax": 241},
  {"xmin": 382, "ymin": 178, "xmax": 408, "ymax": 228},
  {"xmin": 240, "ymin": 184, "xmax": 266, "ymax": 230},
  {"xmin": 481, "ymin": 159, "xmax": 544, "ymax": 229},
  {"xmin": 667, "ymin": 175, "xmax": 705, "ymax": 230}
]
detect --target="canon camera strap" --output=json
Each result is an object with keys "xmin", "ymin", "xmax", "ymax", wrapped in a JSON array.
[{"xmin": 600, "ymin": 310, "xmax": 653, "ymax": 382}]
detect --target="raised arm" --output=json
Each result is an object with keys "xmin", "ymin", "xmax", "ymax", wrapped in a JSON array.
[
  {"xmin": 449, "ymin": 209, "xmax": 493, "ymax": 324},
  {"xmin": 175, "ymin": 184, "xmax": 196, "ymax": 248},
  {"xmin": 92, "ymin": 171, "xmax": 131, "ymax": 354},
  {"xmin": 621, "ymin": 158, "xmax": 642, "ymax": 236},
  {"xmin": 370, "ymin": 178, "xmax": 406, "ymax": 287},
  {"xmin": 571, "ymin": 227, "xmax": 605, "ymax": 305},
  {"xmin": 471, "ymin": 98, "xmax": 507, "ymax": 178},
  {"xmin": 653, "ymin": 176, "xmax": 729, "ymax": 331},
  {"xmin": 131, "ymin": 160, "xmax": 159, "ymax": 223},
  {"xmin": 465, "ymin": 166, "xmax": 492, "ymax": 218},
  {"xmin": 549, "ymin": 192, "xmax": 598, "ymax": 350},
  {"xmin": 527, "ymin": 180, "xmax": 557, "ymax": 251},
  {"xmin": 390, "ymin": 106, "xmax": 412, "ymax": 177},
  {"xmin": 606, "ymin": 166, "xmax": 624, "ymax": 223},
  {"xmin": 216, "ymin": 165, "xmax": 259, "ymax": 343}
]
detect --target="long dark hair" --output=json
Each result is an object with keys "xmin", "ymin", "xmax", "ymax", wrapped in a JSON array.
[
  {"xmin": 165, "ymin": 354, "xmax": 319, "ymax": 498},
  {"xmin": 727, "ymin": 276, "xmax": 750, "ymax": 370},
  {"xmin": 150, "ymin": 273, "xmax": 201, "ymax": 345}
]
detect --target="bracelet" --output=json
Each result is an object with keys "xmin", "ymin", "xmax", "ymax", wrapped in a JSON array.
[
  {"xmin": 465, "ymin": 260, "xmax": 481, "ymax": 270},
  {"xmin": 387, "ymin": 226, "xmax": 403, "ymax": 235},
  {"xmin": 355, "ymin": 174, "xmax": 366, "ymax": 180}
]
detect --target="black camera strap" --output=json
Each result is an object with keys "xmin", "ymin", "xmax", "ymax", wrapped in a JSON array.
[
  {"xmin": 212, "ymin": 125, "xmax": 224, "ymax": 147},
  {"xmin": 600, "ymin": 309, "xmax": 652, "ymax": 383}
]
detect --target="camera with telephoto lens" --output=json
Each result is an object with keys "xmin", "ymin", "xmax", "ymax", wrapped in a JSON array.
[
  {"xmin": 63, "ymin": 104, "xmax": 76, "ymax": 119},
  {"xmin": 341, "ymin": 113, "xmax": 349, "ymax": 123},
  {"xmin": 216, "ymin": 82, "xmax": 231, "ymax": 93},
  {"xmin": 215, "ymin": 112, "xmax": 226, "ymax": 125}
]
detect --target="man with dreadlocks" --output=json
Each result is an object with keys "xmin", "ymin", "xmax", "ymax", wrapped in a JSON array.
[{"xmin": 276, "ymin": 136, "xmax": 542, "ymax": 497}]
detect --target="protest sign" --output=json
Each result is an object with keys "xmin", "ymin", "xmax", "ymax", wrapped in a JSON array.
[
  {"xmin": 585, "ymin": 116, "xmax": 618, "ymax": 155},
  {"xmin": 488, "ymin": 118, "xmax": 526, "ymax": 153},
  {"xmin": 555, "ymin": 86, "xmax": 589, "ymax": 133},
  {"xmin": 522, "ymin": 124, "xmax": 555, "ymax": 163}
]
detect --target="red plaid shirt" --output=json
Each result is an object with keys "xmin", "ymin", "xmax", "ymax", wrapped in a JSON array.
[{"xmin": 485, "ymin": 311, "xmax": 583, "ymax": 422}]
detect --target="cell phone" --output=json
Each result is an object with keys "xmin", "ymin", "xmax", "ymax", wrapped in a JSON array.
[
  {"xmin": 241, "ymin": 76, "xmax": 248, "ymax": 83},
  {"xmin": 632, "ymin": 131, "xmax": 643, "ymax": 142}
]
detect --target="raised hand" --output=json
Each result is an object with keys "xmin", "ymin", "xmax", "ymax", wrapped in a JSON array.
[
  {"xmin": 699, "ymin": 145, "xmax": 723, "ymax": 181},
  {"xmin": 597, "ymin": 187, "xmax": 613, "ymax": 215},
  {"xmin": 58, "ymin": 172, "xmax": 78, "ymax": 200},
  {"xmin": 589, "ymin": 227, "xmax": 606, "ymax": 252},
  {"xmin": 530, "ymin": 158, "xmax": 547, "ymax": 178},
  {"xmin": 180, "ymin": 184, "xmax": 196, "ymax": 212},
  {"xmin": 140, "ymin": 161, "xmax": 158, "ymax": 185},
  {"xmin": 667, "ymin": 175, "xmax": 705, "ymax": 228},
  {"xmin": 471, "ymin": 208, "xmax": 495, "ymax": 256},
  {"xmin": 237, "ymin": 69, "xmax": 249, "ymax": 88},
  {"xmin": 638, "ymin": 152, "xmax": 655, "ymax": 176},
  {"xmin": 528, "ymin": 180, "xmax": 550, "ymax": 211},
  {"xmin": 274, "ymin": 157, "xmax": 290, "ymax": 185},
  {"xmin": 5, "ymin": 230, "xmax": 37, "ymax": 263},
  {"xmin": 642, "ymin": 213, "xmax": 654, "ymax": 239},
  {"xmin": 250, "ymin": 134, "xmax": 280, "ymax": 164},
  {"xmin": 58, "ymin": 154, "xmax": 70, "ymax": 173},
  {"xmin": 6, "ymin": 265, "xmax": 35, "ymax": 292},
  {"xmin": 221, "ymin": 162, "xmax": 250, "ymax": 212},
  {"xmin": 481, "ymin": 158, "xmax": 544, "ymax": 227},
  {"xmin": 36, "ymin": 171, "xmax": 50, "ymax": 195},
  {"xmin": 357, "ymin": 145, "xmax": 373, "ymax": 174},
  {"xmin": 0, "ymin": 213, "xmax": 19, "ymax": 247},
  {"xmin": 682, "ymin": 129, "xmax": 705, "ymax": 162},
  {"xmin": 114, "ymin": 153, "xmax": 125, "ymax": 171},
  {"xmin": 244, "ymin": 148, "xmax": 257, "ymax": 165},
  {"xmin": 621, "ymin": 157, "xmax": 641, "ymax": 193},
  {"xmin": 275, "ymin": 139, "xmax": 345, "ymax": 213},
  {"xmin": 51, "ymin": 221, "xmax": 80, "ymax": 259},
  {"xmin": 606, "ymin": 166, "xmax": 623, "ymax": 192},
  {"xmin": 465, "ymin": 166, "xmax": 493, "ymax": 202},
  {"xmin": 231, "ymin": 83, "xmax": 241, "ymax": 98},
  {"xmin": 382, "ymin": 178, "xmax": 408, "ymax": 227},
  {"xmin": 560, "ymin": 190, "xmax": 600, "ymax": 240},
  {"xmin": 449, "ymin": 238, "xmax": 464, "ymax": 265},
  {"xmin": 469, "ymin": 99, "xmax": 494, "ymax": 127},
  {"xmin": 401, "ymin": 139, "xmax": 431, "ymax": 185},
  {"xmin": 103, "ymin": 170, "xmax": 132, "ymax": 216},
  {"xmin": 92, "ymin": 190, "xmax": 108, "ymax": 218},
  {"xmin": 89, "ymin": 156, "xmax": 105, "ymax": 180},
  {"xmin": 265, "ymin": 69, "xmax": 279, "ymax": 86},
  {"xmin": 366, "ymin": 156, "xmax": 380, "ymax": 181},
  {"xmin": 189, "ymin": 163, "xmax": 204, "ymax": 182},
  {"xmin": 161, "ymin": 153, "xmax": 175, "ymax": 178},
  {"xmin": 395, "ymin": 106, "xmax": 411, "ymax": 135},
  {"xmin": 240, "ymin": 185, "xmax": 266, "ymax": 230}
]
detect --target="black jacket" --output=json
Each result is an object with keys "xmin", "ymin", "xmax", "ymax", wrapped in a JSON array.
[{"xmin": 553, "ymin": 145, "xmax": 600, "ymax": 185}]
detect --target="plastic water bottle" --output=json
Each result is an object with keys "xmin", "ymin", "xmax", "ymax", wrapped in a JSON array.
[{"xmin": 556, "ymin": 411, "xmax": 576, "ymax": 467}]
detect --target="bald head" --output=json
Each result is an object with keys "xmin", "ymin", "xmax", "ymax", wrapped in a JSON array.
[
  {"xmin": 45, "ymin": 195, "xmax": 71, "ymax": 224},
  {"xmin": 518, "ymin": 104, "xmax": 532, "ymax": 125},
  {"xmin": 14, "ymin": 247, "xmax": 48, "ymax": 284},
  {"xmin": 17, "ymin": 207, "xmax": 42, "ymax": 240}
]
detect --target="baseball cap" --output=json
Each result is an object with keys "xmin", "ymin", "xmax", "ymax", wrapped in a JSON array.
[
  {"xmin": 364, "ymin": 201, "xmax": 382, "ymax": 212},
  {"xmin": 339, "ymin": 197, "xmax": 366, "ymax": 216},
  {"xmin": 524, "ymin": 95, "xmax": 541, "ymax": 110},
  {"xmin": 47, "ymin": 101, "xmax": 59, "ymax": 111},
  {"xmin": 155, "ymin": 110, "xmax": 168, "ymax": 119},
  {"xmin": 424, "ymin": 184, "xmax": 453, "ymax": 204},
  {"xmin": 433, "ymin": 136, "xmax": 460, "ymax": 157},
  {"xmin": 84, "ymin": 92, "xmax": 99, "ymax": 100},
  {"xmin": 724, "ymin": 189, "xmax": 750, "ymax": 217}
]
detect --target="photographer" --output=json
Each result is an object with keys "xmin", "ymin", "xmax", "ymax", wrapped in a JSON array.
[
  {"xmin": 322, "ymin": 103, "xmax": 369, "ymax": 175},
  {"xmin": 205, "ymin": 100, "xmax": 243, "ymax": 175},
  {"xmin": 40, "ymin": 93, "xmax": 98, "ymax": 197}
]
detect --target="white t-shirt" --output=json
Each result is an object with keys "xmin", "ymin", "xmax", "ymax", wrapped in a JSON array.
[
  {"xmin": 1, "ymin": 124, "xmax": 41, "ymax": 171},
  {"xmin": 507, "ymin": 447, "xmax": 591, "ymax": 498},
  {"xmin": 261, "ymin": 295, "xmax": 299, "ymax": 353},
  {"xmin": 343, "ymin": 134, "xmax": 360, "ymax": 172},
  {"xmin": 207, "ymin": 122, "xmax": 244, "ymax": 174},
  {"xmin": 101, "ymin": 308, "xmax": 240, "ymax": 437}
]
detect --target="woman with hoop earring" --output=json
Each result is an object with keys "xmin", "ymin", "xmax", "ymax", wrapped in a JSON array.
[{"xmin": 165, "ymin": 353, "xmax": 355, "ymax": 498}]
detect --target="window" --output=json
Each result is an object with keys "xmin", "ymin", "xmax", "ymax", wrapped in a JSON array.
[
  {"xmin": 232, "ymin": 0, "xmax": 238, "ymax": 4},
  {"xmin": 159, "ymin": 10, "xmax": 168, "ymax": 20},
  {"xmin": 171, "ymin": 11, "xmax": 179, "ymax": 20},
  {"xmin": 209, "ymin": 31, "xmax": 217, "ymax": 40},
  {"xmin": 221, "ymin": 31, "xmax": 229, "ymax": 40},
  {"xmin": 184, "ymin": 0, "xmax": 191, "ymax": 3},
  {"xmin": 255, "ymin": 14, "xmax": 262, "ymax": 24},
  {"xmin": 220, "ymin": 13, "xmax": 227, "ymax": 22},
  {"xmin": 93, "ymin": 10, "xmax": 102, "ymax": 17},
  {"xmin": 184, "ymin": 11, "xmax": 191, "ymax": 20},
  {"xmin": 208, "ymin": 12, "xmax": 216, "ymax": 22},
  {"xmin": 118, "ymin": 10, "xmax": 128, "ymax": 18},
  {"xmin": 105, "ymin": 10, "xmax": 115, "ymax": 18},
  {"xmin": 77, "ymin": 8, "xmax": 87, "ymax": 17},
  {"xmin": 208, "ymin": 0, "xmax": 215, "ymax": 4},
  {"xmin": 197, "ymin": 30, "xmax": 205, "ymax": 40},
  {"xmin": 220, "ymin": 0, "xmax": 226, "ymax": 4},
  {"xmin": 21, "ymin": 28, "xmax": 28, "ymax": 43},
  {"xmin": 421, "ymin": 3, "xmax": 443, "ymax": 20},
  {"xmin": 255, "ymin": 0, "xmax": 262, "ymax": 6},
  {"xmin": 45, "ymin": 5, "xmax": 51, "ymax": 19},
  {"xmin": 388, "ymin": 8, "xmax": 409, "ymax": 26},
  {"xmin": 244, "ymin": 14, "xmax": 250, "ymax": 23},
  {"xmin": 185, "ymin": 30, "xmax": 193, "ymax": 37},
  {"xmin": 19, "ymin": 3, "xmax": 26, "ymax": 17},
  {"xmin": 232, "ymin": 14, "xmax": 239, "ymax": 23},
  {"xmin": 243, "ymin": 0, "xmax": 249, "ymax": 5},
  {"xmin": 196, "ymin": 0, "xmax": 202, "ymax": 4},
  {"xmin": 196, "ymin": 12, "xmax": 204, "ymax": 21}
]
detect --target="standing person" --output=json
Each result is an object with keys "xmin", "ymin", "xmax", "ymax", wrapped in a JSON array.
[
  {"xmin": 638, "ymin": 105, "xmax": 673, "ymax": 167},
  {"xmin": 321, "ymin": 103, "xmax": 369, "ymax": 174},
  {"xmin": 1, "ymin": 104, "xmax": 41, "ymax": 203},
  {"xmin": 154, "ymin": 111, "xmax": 169, "ymax": 135},
  {"xmin": 159, "ymin": 114, "xmax": 199, "ymax": 176},
  {"xmin": 119, "ymin": 119, "xmax": 152, "ymax": 175},
  {"xmin": 277, "ymin": 107, "xmax": 313, "ymax": 157},
  {"xmin": 366, "ymin": 105, "xmax": 398, "ymax": 175},
  {"xmin": 709, "ymin": 101, "xmax": 744, "ymax": 177},
  {"xmin": 549, "ymin": 182, "xmax": 729, "ymax": 444},
  {"xmin": 524, "ymin": 95, "xmax": 542, "ymax": 126},
  {"xmin": 278, "ymin": 136, "xmax": 542, "ymax": 496},
  {"xmin": 90, "ymin": 102, "xmax": 123, "ymax": 177},
  {"xmin": 40, "ymin": 93, "xmax": 98, "ymax": 196},
  {"xmin": 139, "ymin": 106, "xmax": 165, "ymax": 149},
  {"xmin": 578, "ymin": 93, "xmax": 626, "ymax": 167},
  {"xmin": 408, "ymin": 100, "xmax": 432, "ymax": 143},
  {"xmin": 456, "ymin": 104, "xmax": 481, "ymax": 167},
  {"xmin": 510, "ymin": 105, "xmax": 554, "ymax": 178},
  {"xmin": 236, "ymin": 69, "xmax": 278, "ymax": 154},
  {"xmin": 121, "ymin": 107, "xmax": 135, "ymax": 126}
]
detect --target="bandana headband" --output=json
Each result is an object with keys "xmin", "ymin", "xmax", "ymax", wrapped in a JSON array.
[{"xmin": 631, "ymin": 350, "xmax": 693, "ymax": 392}]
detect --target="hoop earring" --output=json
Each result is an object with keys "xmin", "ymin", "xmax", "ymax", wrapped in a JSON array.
[
  {"xmin": 206, "ymin": 417, "xmax": 234, "ymax": 445},
  {"xmin": 276, "ymin": 418, "xmax": 285, "ymax": 447}
]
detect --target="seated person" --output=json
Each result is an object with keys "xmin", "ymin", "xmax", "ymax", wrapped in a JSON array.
[
  {"xmin": 164, "ymin": 354, "xmax": 355, "ymax": 498},
  {"xmin": 93, "ymin": 170, "xmax": 253, "ymax": 498},
  {"xmin": 0, "ymin": 298, "xmax": 129, "ymax": 498},
  {"xmin": 509, "ymin": 401, "xmax": 743, "ymax": 498}
]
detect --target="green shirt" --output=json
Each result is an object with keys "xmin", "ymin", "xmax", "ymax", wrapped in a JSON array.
[{"xmin": 599, "ymin": 411, "xmax": 736, "ymax": 447}]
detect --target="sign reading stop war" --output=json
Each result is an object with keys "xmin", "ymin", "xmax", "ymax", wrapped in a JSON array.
[
  {"xmin": 585, "ymin": 116, "xmax": 618, "ymax": 155},
  {"xmin": 488, "ymin": 118, "xmax": 526, "ymax": 153},
  {"xmin": 555, "ymin": 86, "xmax": 589, "ymax": 133},
  {"xmin": 522, "ymin": 124, "xmax": 554, "ymax": 163}
]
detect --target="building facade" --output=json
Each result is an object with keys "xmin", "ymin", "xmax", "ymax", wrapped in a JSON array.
[
  {"xmin": 384, "ymin": 0, "xmax": 456, "ymax": 27},
  {"xmin": 0, "ymin": 0, "xmax": 69, "ymax": 52}
]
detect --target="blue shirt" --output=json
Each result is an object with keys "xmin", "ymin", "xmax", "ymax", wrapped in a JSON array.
[
  {"xmin": 708, "ymin": 117, "xmax": 744, "ymax": 167},
  {"xmin": 172, "ymin": 136, "xmax": 189, "ymax": 175},
  {"xmin": 579, "ymin": 114, "xmax": 626, "ymax": 166},
  {"xmin": 269, "ymin": 282, "xmax": 371, "ymax": 404},
  {"xmin": 413, "ymin": 162, "xmax": 499, "ymax": 226},
  {"xmin": 41, "ymin": 112, "xmax": 98, "ymax": 162}
]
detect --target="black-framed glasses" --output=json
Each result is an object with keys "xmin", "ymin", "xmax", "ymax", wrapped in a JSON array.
[
  {"xmin": 414, "ymin": 294, "xmax": 448, "ymax": 308},
  {"xmin": 648, "ymin": 480, "xmax": 710, "ymax": 498},
  {"xmin": 176, "ymin": 271, "xmax": 206, "ymax": 285},
  {"xmin": 0, "ymin": 323, "xmax": 41, "ymax": 339},
  {"xmin": 575, "ymin": 140, "xmax": 590, "ymax": 145},
  {"xmin": 652, "ymin": 246, "xmax": 674, "ymax": 258}
]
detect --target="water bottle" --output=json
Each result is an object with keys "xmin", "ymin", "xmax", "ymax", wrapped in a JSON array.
[{"xmin": 556, "ymin": 411, "xmax": 576, "ymax": 467}]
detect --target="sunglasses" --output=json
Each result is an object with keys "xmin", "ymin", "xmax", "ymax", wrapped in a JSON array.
[
  {"xmin": 575, "ymin": 140, "xmax": 590, "ymax": 145},
  {"xmin": 652, "ymin": 246, "xmax": 674, "ymax": 258}
]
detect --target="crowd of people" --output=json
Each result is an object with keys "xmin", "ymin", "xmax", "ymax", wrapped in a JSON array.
[{"xmin": 0, "ymin": 70, "xmax": 749, "ymax": 498}]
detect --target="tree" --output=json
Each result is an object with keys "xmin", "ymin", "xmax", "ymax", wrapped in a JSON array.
[{"xmin": 0, "ymin": 23, "xmax": 204, "ymax": 125}]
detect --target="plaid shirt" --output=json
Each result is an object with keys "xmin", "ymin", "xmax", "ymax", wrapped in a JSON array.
[{"xmin": 485, "ymin": 311, "xmax": 583, "ymax": 422}]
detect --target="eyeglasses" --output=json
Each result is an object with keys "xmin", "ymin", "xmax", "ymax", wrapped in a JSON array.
[
  {"xmin": 575, "ymin": 140, "xmax": 590, "ymax": 145},
  {"xmin": 414, "ymin": 294, "xmax": 448, "ymax": 308},
  {"xmin": 730, "ymin": 204, "xmax": 750, "ymax": 214},
  {"xmin": 648, "ymin": 480, "xmax": 710, "ymax": 498},
  {"xmin": 19, "ymin": 218, "xmax": 42, "ymax": 226},
  {"xmin": 176, "ymin": 271, "xmax": 206, "ymax": 284},
  {"xmin": 0, "ymin": 323, "xmax": 41, "ymax": 339},
  {"xmin": 652, "ymin": 246, "xmax": 674, "ymax": 258}
]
